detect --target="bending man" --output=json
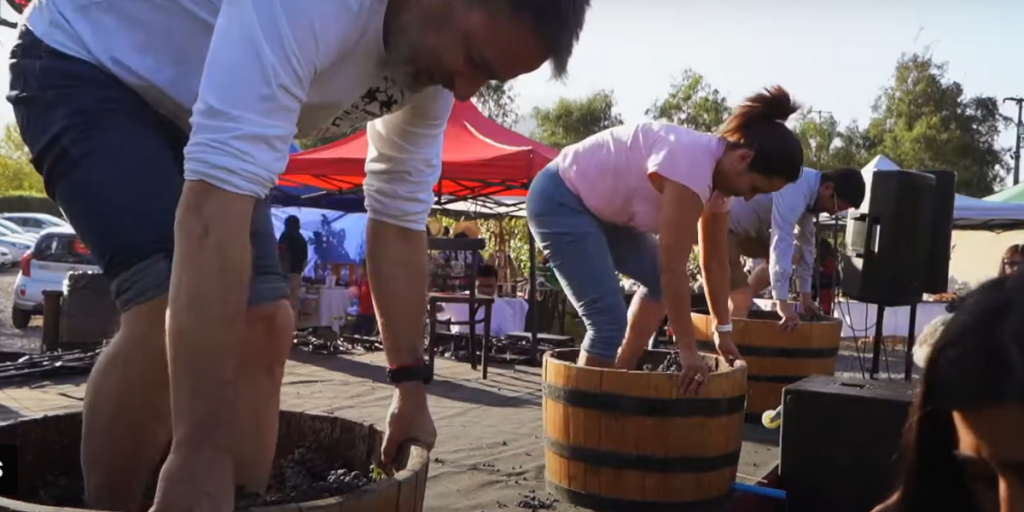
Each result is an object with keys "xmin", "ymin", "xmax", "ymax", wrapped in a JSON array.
[
  {"xmin": 8, "ymin": 0, "xmax": 590, "ymax": 510},
  {"xmin": 726, "ymin": 167, "xmax": 865, "ymax": 328}
]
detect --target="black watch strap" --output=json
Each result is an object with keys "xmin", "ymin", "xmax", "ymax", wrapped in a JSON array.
[{"xmin": 386, "ymin": 362, "xmax": 433, "ymax": 385}]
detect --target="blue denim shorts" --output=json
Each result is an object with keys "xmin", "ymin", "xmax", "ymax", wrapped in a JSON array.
[
  {"xmin": 6, "ymin": 28, "xmax": 288, "ymax": 312},
  {"xmin": 526, "ymin": 165, "xmax": 662, "ymax": 361}
]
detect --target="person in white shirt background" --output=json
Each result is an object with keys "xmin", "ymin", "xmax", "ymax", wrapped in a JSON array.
[
  {"xmin": 6, "ymin": 0, "xmax": 591, "ymax": 510},
  {"xmin": 726, "ymin": 167, "xmax": 865, "ymax": 329}
]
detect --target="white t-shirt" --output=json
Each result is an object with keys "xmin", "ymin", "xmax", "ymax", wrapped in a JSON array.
[{"xmin": 24, "ymin": 0, "xmax": 453, "ymax": 231}]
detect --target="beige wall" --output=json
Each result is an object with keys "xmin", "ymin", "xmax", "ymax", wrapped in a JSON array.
[{"xmin": 948, "ymin": 229, "xmax": 1024, "ymax": 290}]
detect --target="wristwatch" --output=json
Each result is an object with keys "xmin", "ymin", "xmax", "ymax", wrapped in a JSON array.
[
  {"xmin": 386, "ymin": 361, "xmax": 433, "ymax": 385},
  {"xmin": 715, "ymin": 323, "xmax": 733, "ymax": 333}
]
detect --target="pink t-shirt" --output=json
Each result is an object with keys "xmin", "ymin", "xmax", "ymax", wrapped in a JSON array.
[{"xmin": 557, "ymin": 122, "xmax": 731, "ymax": 234}]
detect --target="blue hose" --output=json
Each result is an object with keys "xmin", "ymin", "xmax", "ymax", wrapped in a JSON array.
[{"xmin": 733, "ymin": 482, "xmax": 786, "ymax": 500}]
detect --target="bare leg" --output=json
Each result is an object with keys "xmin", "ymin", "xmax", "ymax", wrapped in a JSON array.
[
  {"xmin": 232, "ymin": 300, "xmax": 293, "ymax": 492},
  {"xmin": 616, "ymin": 291, "xmax": 665, "ymax": 370},
  {"xmin": 730, "ymin": 287, "xmax": 754, "ymax": 318},
  {"xmin": 82, "ymin": 298, "xmax": 172, "ymax": 512},
  {"xmin": 748, "ymin": 262, "xmax": 770, "ymax": 296}
]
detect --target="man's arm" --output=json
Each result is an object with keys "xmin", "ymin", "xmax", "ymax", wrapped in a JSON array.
[
  {"xmin": 171, "ymin": 0, "xmax": 348, "ymax": 451},
  {"xmin": 793, "ymin": 212, "xmax": 816, "ymax": 298},
  {"xmin": 364, "ymin": 87, "xmax": 453, "ymax": 368},
  {"xmin": 768, "ymin": 187, "xmax": 805, "ymax": 302}
]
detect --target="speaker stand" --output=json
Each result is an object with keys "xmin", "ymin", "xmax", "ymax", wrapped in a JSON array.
[
  {"xmin": 903, "ymin": 304, "xmax": 917, "ymax": 382},
  {"xmin": 869, "ymin": 305, "xmax": 885, "ymax": 379},
  {"xmin": 869, "ymin": 303, "xmax": 919, "ymax": 381}
]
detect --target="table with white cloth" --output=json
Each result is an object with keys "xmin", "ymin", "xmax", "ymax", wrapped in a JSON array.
[
  {"xmin": 316, "ymin": 287, "xmax": 351, "ymax": 333},
  {"xmin": 752, "ymin": 298, "xmax": 949, "ymax": 338},
  {"xmin": 436, "ymin": 297, "xmax": 530, "ymax": 338}
]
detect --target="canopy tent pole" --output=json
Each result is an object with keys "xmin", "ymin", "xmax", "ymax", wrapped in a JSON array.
[{"xmin": 528, "ymin": 229, "xmax": 538, "ymax": 364}]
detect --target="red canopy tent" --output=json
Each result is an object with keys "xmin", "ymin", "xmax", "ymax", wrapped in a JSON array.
[{"xmin": 282, "ymin": 100, "xmax": 557, "ymax": 201}]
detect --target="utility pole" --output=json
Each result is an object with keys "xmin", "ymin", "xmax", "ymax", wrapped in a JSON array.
[
  {"xmin": 1005, "ymin": 97, "xmax": 1023, "ymax": 186},
  {"xmin": 808, "ymin": 109, "xmax": 833, "ymax": 122}
]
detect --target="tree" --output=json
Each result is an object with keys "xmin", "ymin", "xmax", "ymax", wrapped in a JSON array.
[
  {"xmin": 646, "ymin": 69, "xmax": 730, "ymax": 132},
  {"xmin": 473, "ymin": 80, "xmax": 520, "ymax": 128},
  {"xmin": 792, "ymin": 109, "xmax": 875, "ymax": 171},
  {"xmin": 530, "ymin": 90, "xmax": 623, "ymax": 149},
  {"xmin": 865, "ymin": 51, "xmax": 1011, "ymax": 197},
  {"xmin": 0, "ymin": 124, "xmax": 44, "ymax": 195},
  {"xmin": 297, "ymin": 122, "xmax": 366, "ymax": 151}
]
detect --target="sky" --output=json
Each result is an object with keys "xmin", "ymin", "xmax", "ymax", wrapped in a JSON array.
[{"xmin": 0, "ymin": 0, "xmax": 1021, "ymax": 185}]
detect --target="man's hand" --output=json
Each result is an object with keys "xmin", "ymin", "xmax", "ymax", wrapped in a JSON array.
[
  {"xmin": 713, "ymin": 330, "xmax": 742, "ymax": 366},
  {"xmin": 776, "ymin": 300, "xmax": 800, "ymax": 332},
  {"xmin": 799, "ymin": 293, "xmax": 821, "ymax": 315},
  {"xmin": 381, "ymin": 383, "xmax": 436, "ymax": 466}
]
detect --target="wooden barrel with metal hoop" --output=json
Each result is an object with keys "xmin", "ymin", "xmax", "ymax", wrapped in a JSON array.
[
  {"xmin": 542, "ymin": 348, "xmax": 747, "ymax": 511},
  {"xmin": 692, "ymin": 309, "xmax": 842, "ymax": 422}
]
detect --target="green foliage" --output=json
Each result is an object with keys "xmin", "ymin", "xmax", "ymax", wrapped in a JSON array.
[
  {"xmin": 646, "ymin": 69, "xmax": 730, "ymax": 132},
  {"xmin": 865, "ymin": 51, "xmax": 1011, "ymax": 196},
  {"xmin": 296, "ymin": 122, "xmax": 367, "ymax": 151},
  {"xmin": 473, "ymin": 81, "xmax": 521, "ymax": 128},
  {"xmin": 0, "ymin": 124, "xmax": 45, "ymax": 196},
  {"xmin": 0, "ymin": 193, "xmax": 62, "ymax": 216},
  {"xmin": 792, "ymin": 109, "xmax": 874, "ymax": 170},
  {"xmin": 530, "ymin": 90, "xmax": 623, "ymax": 149}
]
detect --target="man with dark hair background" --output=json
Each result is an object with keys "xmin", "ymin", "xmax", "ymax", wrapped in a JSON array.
[
  {"xmin": 278, "ymin": 215, "xmax": 308, "ymax": 323},
  {"xmin": 726, "ymin": 167, "xmax": 866, "ymax": 328},
  {"xmin": 8, "ymin": 0, "xmax": 591, "ymax": 509}
]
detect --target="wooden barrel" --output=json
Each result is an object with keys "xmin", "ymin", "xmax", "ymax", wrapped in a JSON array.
[
  {"xmin": 692, "ymin": 310, "xmax": 842, "ymax": 422},
  {"xmin": 0, "ymin": 411, "xmax": 430, "ymax": 512},
  {"xmin": 543, "ymin": 348, "xmax": 747, "ymax": 511}
]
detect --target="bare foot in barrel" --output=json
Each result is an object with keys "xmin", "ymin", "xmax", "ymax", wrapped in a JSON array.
[{"xmin": 150, "ymin": 448, "xmax": 234, "ymax": 512}]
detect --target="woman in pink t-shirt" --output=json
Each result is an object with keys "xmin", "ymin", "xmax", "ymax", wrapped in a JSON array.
[{"xmin": 526, "ymin": 86, "xmax": 804, "ymax": 391}]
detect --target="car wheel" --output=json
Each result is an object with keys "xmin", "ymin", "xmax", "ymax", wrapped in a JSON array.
[{"xmin": 11, "ymin": 307, "xmax": 31, "ymax": 329}]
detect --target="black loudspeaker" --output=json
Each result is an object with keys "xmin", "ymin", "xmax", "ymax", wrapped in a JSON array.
[
  {"xmin": 916, "ymin": 170, "xmax": 957, "ymax": 294},
  {"xmin": 841, "ymin": 170, "xmax": 937, "ymax": 306},
  {"xmin": 780, "ymin": 376, "xmax": 916, "ymax": 512}
]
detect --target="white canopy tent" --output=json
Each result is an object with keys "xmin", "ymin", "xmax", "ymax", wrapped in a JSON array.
[{"xmin": 855, "ymin": 155, "xmax": 1024, "ymax": 230}]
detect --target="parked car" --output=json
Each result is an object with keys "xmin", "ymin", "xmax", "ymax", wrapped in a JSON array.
[
  {"xmin": 0, "ymin": 235, "xmax": 33, "ymax": 261},
  {"xmin": 0, "ymin": 247, "xmax": 12, "ymax": 269},
  {"xmin": 0, "ymin": 213, "xmax": 68, "ymax": 234},
  {"xmin": 0, "ymin": 224, "xmax": 36, "ymax": 244},
  {"xmin": 0, "ymin": 218, "xmax": 38, "ymax": 242},
  {"xmin": 11, "ymin": 225, "xmax": 100, "ymax": 329}
]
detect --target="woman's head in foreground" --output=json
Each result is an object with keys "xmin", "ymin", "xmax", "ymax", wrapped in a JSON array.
[
  {"xmin": 713, "ymin": 86, "xmax": 804, "ymax": 200},
  {"xmin": 895, "ymin": 272, "xmax": 1024, "ymax": 512}
]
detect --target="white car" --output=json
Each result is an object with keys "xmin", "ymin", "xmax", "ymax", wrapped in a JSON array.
[
  {"xmin": 0, "ymin": 218, "xmax": 39, "ymax": 242},
  {"xmin": 12, "ymin": 225, "xmax": 101, "ymax": 329},
  {"xmin": 0, "ymin": 213, "xmax": 68, "ymax": 234},
  {"xmin": 0, "ymin": 224, "xmax": 36, "ymax": 244},
  {"xmin": 0, "ymin": 235, "xmax": 34, "ymax": 261},
  {"xmin": 0, "ymin": 247, "xmax": 12, "ymax": 269}
]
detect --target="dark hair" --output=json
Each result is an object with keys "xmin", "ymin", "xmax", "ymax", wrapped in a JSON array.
[
  {"xmin": 478, "ymin": 263, "xmax": 498, "ymax": 279},
  {"xmin": 285, "ymin": 215, "xmax": 300, "ymax": 230},
  {"xmin": 892, "ymin": 273, "xmax": 1024, "ymax": 512},
  {"xmin": 998, "ymin": 244, "xmax": 1022, "ymax": 277},
  {"xmin": 490, "ymin": 0, "xmax": 590, "ymax": 79},
  {"xmin": 718, "ymin": 86, "xmax": 804, "ymax": 183},
  {"xmin": 820, "ymin": 167, "xmax": 866, "ymax": 209}
]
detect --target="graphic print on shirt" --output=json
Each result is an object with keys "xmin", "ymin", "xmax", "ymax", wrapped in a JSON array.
[{"xmin": 308, "ymin": 75, "xmax": 408, "ymax": 140}]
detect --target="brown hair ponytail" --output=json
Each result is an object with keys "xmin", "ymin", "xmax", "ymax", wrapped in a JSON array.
[{"xmin": 718, "ymin": 85, "xmax": 804, "ymax": 182}]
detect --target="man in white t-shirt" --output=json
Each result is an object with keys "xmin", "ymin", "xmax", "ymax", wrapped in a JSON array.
[{"xmin": 7, "ymin": 1, "xmax": 590, "ymax": 510}]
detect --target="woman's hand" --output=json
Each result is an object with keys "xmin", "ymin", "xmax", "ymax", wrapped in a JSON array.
[
  {"xmin": 677, "ymin": 345, "xmax": 710, "ymax": 396},
  {"xmin": 776, "ymin": 300, "xmax": 800, "ymax": 332},
  {"xmin": 713, "ymin": 330, "xmax": 742, "ymax": 365}
]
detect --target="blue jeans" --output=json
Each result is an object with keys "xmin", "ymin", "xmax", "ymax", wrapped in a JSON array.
[
  {"xmin": 7, "ymin": 28, "xmax": 287, "ymax": 312},
  {"xmin": 526, "ymin": 165, "xmax": 662, "ymax": 361}
]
